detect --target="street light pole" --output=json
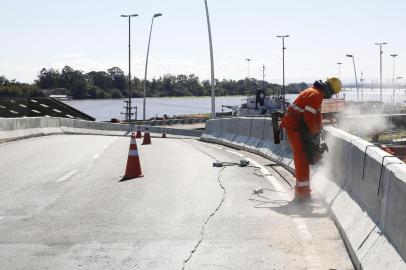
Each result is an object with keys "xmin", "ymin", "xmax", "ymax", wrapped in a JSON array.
[
  {"xmin": 397, "ymin": 76, "xmax": 403, "ymax": 97},
  {"xmin": 121, "ymin": 13, "xmax": 138, "ymax": 124},
  {"xmin": 360, "ymin": 72, "xmax": 364, "ymax": 102},
  {"xmin": 375, "ymin": 42, "xmax": 387, "ymax": 102},
  {"xmin": 143, "ymin": 13, "xmax": 162, "ymax": 122},
  {"xmin": 337, "ymin": 62, "xmax": 342, "ymax": 80},
  {"xmin": 245, "ymin": 58, "xmax": 252, "ymax": 79},
  {"xmin": 245, "ymin": 58, "xmax": 252, "ymax": 95},
  {"xmin": 277, "ymin": 35, "xmax": 289, "ymax": 111},
  {"xmin": 346, "ymin": 54, "xmax": 359, "ymax": 102},
  {"xmin": 390, "ymin": 54, "xmax": 398, "ymax": 106},
  {"xmin": 204, "ymin": 0, "xmax": 216, "ymax": 119}
]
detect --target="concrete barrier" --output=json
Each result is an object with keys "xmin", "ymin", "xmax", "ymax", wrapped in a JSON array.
[
  {"xmin": 257, "ymin": 119, "xmax": 274, "ymax": 158},
  {"xmin": 231, "ymin": 117, "xmax": 252, "ymax": 150},
  {"xmin": 384, "ymin": 163, "xmax": 406, "ymax": 264},
  {"xmin": 220, "ymin": 118, "xmax": 239, "ymax": 147},
  {"xmin": 200, "ymin": 118, "xmax": 406, "ymax": 269},
  {"xmin": 0, "ymin": 117, "xmax": 64, "ymax": 143},
  {"xmin": 255, "ymin": 119, "xmax": 294, "ymax": 171},
  {"xmin": 313, "ymin": 127, "xmax": 406, "ymax": 269},
  {"xmin": 0, "ymin": 117, "xmax": 201, "ymax": 144},
  {"xmin": 201, "ymin": 119, "xmax": 221, "ymax": 143},
  {"xmin": 213, "ymin": 118, "xmax": 227, "ymax": 144},
  {"xmin": 243, "ymin": 118, "xmax": 265, "ymax": 154}
]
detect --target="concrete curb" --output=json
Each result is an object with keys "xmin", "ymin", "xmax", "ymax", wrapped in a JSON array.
[{"xmin": 201, "ymin": 117, "xmax": 406, "ymax": 270}]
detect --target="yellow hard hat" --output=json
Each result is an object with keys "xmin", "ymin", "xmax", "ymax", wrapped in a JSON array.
[{"xmin": 326, "ymin": 77, "xmax": 342, "ymax": 94}]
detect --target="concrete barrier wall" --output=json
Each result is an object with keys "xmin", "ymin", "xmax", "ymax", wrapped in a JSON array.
[
  {"xmin": 232, "ymin": 117, "xmax": 252, "ymax": 150},
  {"xmin": 318, "ymin": 127, "xmax": 406, "ymax": 269},
  {"xmin": 0, "ymin": 117, "xmax": 201, "ymax": 144},
  {"xmin": 244, "ymin": 118, "xmax": 265, "ymax": 153},
  {"xmin": 0, "ymin": 117, "xmax": 63, "ymax": 143},
  {"xmin": 201, "ymin": 118, "xmax": 406, "ymax": 269},
  {"xmin": 201, "ymin": 119, "xmax": 222, "ymax": 143},
  {"xmin": 220, "ymin": 118, "xmax": 239, "ymax": 147}
]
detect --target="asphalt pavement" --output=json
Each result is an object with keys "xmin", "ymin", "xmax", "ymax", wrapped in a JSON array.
[{"xmin": 0, "ymin": 134, "xmax": 353, "ymax": 269}]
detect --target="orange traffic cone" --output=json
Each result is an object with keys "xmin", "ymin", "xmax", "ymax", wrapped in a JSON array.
[
  {"xmin": 162, "ymin": 129, "xmax": 167, "ymax": 138},
  {"xmin": 122, "ymin": 133, "xmax": 143, "ymax": 180},
  {"xmin": 142, "ymin": 127, "xmax": 152, "ymax": 145},
  {"xmin": 135, "ymin": 126, "xmax": 142, "ymax": 138}
]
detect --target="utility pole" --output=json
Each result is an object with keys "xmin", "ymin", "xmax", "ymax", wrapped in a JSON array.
[
  {"xmin": 277, "ymin": 35, "xmax": 289, "ymax": 111},
  {"xmin": 375, "ymin": 42, "xmax": 387, "ymax": 103},
  {"xmin": 204, "ymin": 0, "xmax": 216, "ymax": 119},
  {"xmin": 262, "ymin": 65, "xmax": 266, "ymax": 90},
  {"xmin": 121, "ymin": 13, "xmax": 138, "ymax": 124}
]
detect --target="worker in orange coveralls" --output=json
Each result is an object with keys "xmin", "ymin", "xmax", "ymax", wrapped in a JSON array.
[{"xmin": 281, "ymin": 78, "xmax": 342, "ymax": 199}]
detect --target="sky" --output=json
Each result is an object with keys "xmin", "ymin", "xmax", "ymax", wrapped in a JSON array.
[{"xmin": 1, "ymin": 0, "xmax": 405, "ymax": 84}]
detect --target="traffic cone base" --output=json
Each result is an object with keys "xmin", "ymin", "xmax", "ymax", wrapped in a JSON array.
[
  {"xmin": 142, "ymin": 128, "xmax": 152, "ymax": 145},
  {"xmin": 135, "ymin": 126, "xmax": 142, "ymax": 138},
  {"xmin": 123, "ymin": 134, "xmax": 144, "ymax": 180}
]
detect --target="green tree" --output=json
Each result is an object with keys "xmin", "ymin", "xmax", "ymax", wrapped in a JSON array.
[
  {"xmin": 107, "ymin": 67, "xmax": 126, "ymax": 91},
  {"xmin": 37, "ymin": 68, "xmax": 60, "ymax": 89}
]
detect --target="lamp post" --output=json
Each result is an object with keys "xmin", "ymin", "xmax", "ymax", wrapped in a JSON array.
[
  {"xmin": 143, "ymin": 13, "xmax": 162, "ymax": 122},
  {"xmin": 346, "ymin": 54, "xmax": 359, "ymax": 102},
  {"xmin": 245, "ymin": 58, "xmax": 252, "ymax": 92},
  {"xmin": 396, "ymin": 76, "xmax": 403, "ymax": 87},
  {"xmin": 397, "ymin": 76, "xmax": 403, "ymax": 100},
  {"xmin": 390, "ymin": 54, "xmax": 398, "ymax": 106},
  {"xmin": 204, "ymin": 0, "xmax": 216, "ymax": 119},
  {"xmin": 277, "ymin": 35, "xmax": 289, "ymax": 111},
  {"xmin": 121, "ymin": 13, "xmax": 138, "ymax": 124},
  {"xmin": 337, "ymin": 62, "xmax": 342, "ymax": 80},
  {"xmin": 360, "ymin": 72, "xmax": 364, "ymax": 102},
  {"xmin": 375, "ymin": 42, "xmax": 387, "ymax": 102},
  {"xmin": 245, "ymin": 58, "xmax": 252, "ymax": 79}
]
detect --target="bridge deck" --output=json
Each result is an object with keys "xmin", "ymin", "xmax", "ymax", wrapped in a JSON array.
[{"xmin": 0, "ymin": 135, "xmax": 353, "ymax": 269}]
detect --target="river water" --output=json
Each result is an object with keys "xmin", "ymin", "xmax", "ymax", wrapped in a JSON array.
[{"xmin": 64, "ymin": 88, "xmax": 406, "ymax": 121}]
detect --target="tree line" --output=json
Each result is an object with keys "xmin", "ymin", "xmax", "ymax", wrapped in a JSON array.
[{"xmin": 0, "ymin": 66, "xmax": 308, "ymax": 99}]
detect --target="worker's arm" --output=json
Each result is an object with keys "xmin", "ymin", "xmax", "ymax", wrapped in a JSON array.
[{"xmin": 303, "ymin": 94, "xmax": 323, "ymax": 135}]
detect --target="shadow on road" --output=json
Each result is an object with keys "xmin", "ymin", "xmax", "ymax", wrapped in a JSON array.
[{"xmin": 249, "ymin": 192, "xmax": 329, "ymax": 219}]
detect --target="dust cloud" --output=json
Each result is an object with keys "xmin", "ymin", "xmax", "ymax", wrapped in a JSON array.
[{"xmin": 336, "ymin": 105, "xmax": 391, "ymax": 137}]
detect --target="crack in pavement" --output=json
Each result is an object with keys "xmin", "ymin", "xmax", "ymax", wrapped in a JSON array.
[
  {"xmin": 180, "ymin": 140, "xmax": 230, "ymax": 270},
  {"xmin": 181, "ymin": 167, "xmax": 226, "ymax": 270}
]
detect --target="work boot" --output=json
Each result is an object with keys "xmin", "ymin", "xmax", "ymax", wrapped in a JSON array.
[{"xmin": 294, "ymin": 190, "xmax": 311, "ymax": 201}]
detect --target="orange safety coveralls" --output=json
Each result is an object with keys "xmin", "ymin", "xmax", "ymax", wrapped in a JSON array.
[{"xmin": 280, "ymin": 87, "xmax": 324, "ymax": 196}]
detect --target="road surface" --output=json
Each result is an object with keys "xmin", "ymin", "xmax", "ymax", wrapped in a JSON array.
[{"xmin": 0, "ymin": 134, "xmax": 353, "ymax": 269}]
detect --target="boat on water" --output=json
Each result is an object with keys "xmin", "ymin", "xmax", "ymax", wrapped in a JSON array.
[
  {"xmin": 49, "ymin": 94, "xmax": 72, "ymax": 101},
  {"xmin": 227, "ymin": 90, "xmax": 346, "ymax": 116}
]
